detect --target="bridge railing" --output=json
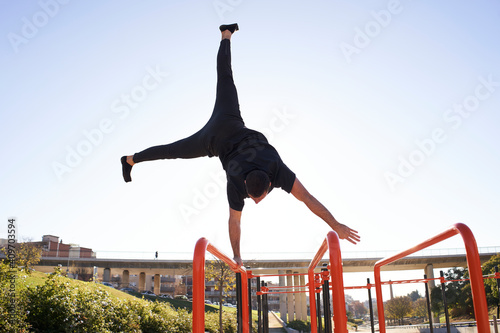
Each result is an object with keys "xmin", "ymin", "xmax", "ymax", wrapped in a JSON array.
[
  {"xmin": 192, "ymin": 237, "xmax": 249, "ymax": 333},
  {"xmin": 308, "ymin": 231, "xmax": 347, "ymax": 333},
  {"xmin": 374, "ymin": 223, "xmax": 490, "ymax": 333}
]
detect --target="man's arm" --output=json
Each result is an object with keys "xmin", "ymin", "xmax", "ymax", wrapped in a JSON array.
[
  {"xmin": 229, "ymin": 208, "xmax": 243, "ymax": 266},
  {"xmin": 290, "ymin": 177, "xmax": 360, "ymax": 244}
]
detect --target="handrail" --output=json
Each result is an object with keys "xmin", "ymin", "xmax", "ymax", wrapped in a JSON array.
[
  {"xmin": 308, "ymin": 231, "xmax": 348, "ymax": 333},
  {"xmin": 374, "ymin": 223, "xmax": 489, "ymax": 333},
  {"xmin": 192, "ymin": 237, "xmax": 249, "ymax": 333}
]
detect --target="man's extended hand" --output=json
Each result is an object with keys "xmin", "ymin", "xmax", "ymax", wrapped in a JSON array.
[{"xmin": 332, "ymin": 223, "xmax": 360, "ymax": 245}]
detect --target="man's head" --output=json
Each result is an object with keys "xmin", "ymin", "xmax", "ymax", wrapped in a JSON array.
[{"xmin": 245, "ymin": 170, "xmax": 271, "ymax": 204}]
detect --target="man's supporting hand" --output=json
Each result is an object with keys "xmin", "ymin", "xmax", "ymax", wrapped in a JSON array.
[{"xmin": 233, "ymin": 256, "xmax": 243, "ymax": 266}]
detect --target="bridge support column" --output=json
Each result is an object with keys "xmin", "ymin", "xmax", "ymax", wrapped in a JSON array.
[
  {"xmin": 286, "ymin": 270, "xmax": 294, "ymax": 322},
  {"xmin": 425, "ymin": 264, "xmax": 439, "ymax": 323},
  {"xmin": 299, "ymin": 274, "xmax": 307, "ymax": 321},
  {"xmin": 103, "ymin": 268, "xmax": 111, "ymax": 282},
  {"xmin": 139, "ymin": 272, "xmax": 146, "ymax": 292},
  {"xmin": 294, "ymin": 272, "xmax": 302, "ymax": 321},
  {"xmin": 279, "ymin": 270, "xmax": 287, "ymax": 322},
  {"xmin": 154, "ymin": 274, "xmax": 161, "ymax": 295},
  {"xmin": 122, "ymin": 270, "xmax": 129, "ymax": 288}
]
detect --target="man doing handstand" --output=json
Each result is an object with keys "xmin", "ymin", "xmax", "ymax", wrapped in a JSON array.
[{"xmin": 121, "ymin": 24, "xmax": 360, "ymax": 265}]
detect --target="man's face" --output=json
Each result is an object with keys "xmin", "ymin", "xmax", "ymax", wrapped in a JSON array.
[{"xmin": 247, "ymin": 182, "xmax": 271, "ymax": 204}]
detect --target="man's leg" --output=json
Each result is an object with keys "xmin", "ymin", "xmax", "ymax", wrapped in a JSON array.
[
  {"xmin": 121, "ymin": 129, "xmax": 209, "ymax": 182},
  {"xmin": 121, "ymin": 25, "xmax": 241, "ymax": 183},
  {"xmin": 211, "ymin": 26, "xmax": 243, "ymax": 122}
]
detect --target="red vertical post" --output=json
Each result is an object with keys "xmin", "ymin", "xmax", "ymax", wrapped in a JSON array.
[
  {"xmin": 192, "ymin": 238, "xmax": 209, "ymax": 333},
  {"xmin": 327, "ymin": 231, "xmax": 348, "ymax": 333},
  {"xmin": 308, "ymin": 238, "xmax": 328, "ymax": 333},
  {"xmin": 308, "ymin": 231, "xmax": 348, "ymax": 333},
  {"xmin": 455, "ymin": 223, "xmax": 489, "ymax": 333}
]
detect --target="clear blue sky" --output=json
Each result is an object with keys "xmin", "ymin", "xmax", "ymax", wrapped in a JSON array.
[{"xmin": 1, "ymin": 0, "xmax": 499, "ymax": 301}]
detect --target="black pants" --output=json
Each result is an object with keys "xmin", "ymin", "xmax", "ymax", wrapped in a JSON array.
[{"xmin": 133, "ymin": 39, "xmax": 245, "ymax": 163}]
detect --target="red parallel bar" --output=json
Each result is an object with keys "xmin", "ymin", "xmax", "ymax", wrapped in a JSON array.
[
  {"xmin": 327, "ymin": 231, "xmax": 348, "ymax": 333},
  {"xmin": 308, "ymin": 231, "xmax": 348, "ymax": 333},
  {"xmin": 374, "ymin": 223, "xmax": 489, "ymax": 333},
  {"xmin": 257, "ymin": 289, "xmax": 309, "ymax": 295},
  {"xmin": 266, "ymin": 285, "xmax": 309, "ymax": 289},
  {"xmin": 193, "ymin": 238, "xmax": 249, "ymax": 333},
  {"xmin": 249, "ymin": 272, "xmax": 308, "ymax": 278}
]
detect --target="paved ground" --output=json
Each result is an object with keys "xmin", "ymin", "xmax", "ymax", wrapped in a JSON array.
[{"xmin": 268, "ymin": 312, "xmax": 286, "ymax": 333}]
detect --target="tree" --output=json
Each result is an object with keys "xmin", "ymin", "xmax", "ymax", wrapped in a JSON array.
[
  {"xmin": 351, "ymin": 300, "xmax": 367, "ymax": 319},
  {"xmin": 407, "ymin": 290, "xmax": 422, "ymax": 302},
  {"xmin": 205, "ymin": 258, "xmax": 236, "ymax": 333},
  {"xmin": 430, "ymin": 267, "xmax": 472, "ymax": 318},
  {"xmin": 16, "ymin": 240, "xmax": 42, "ymax": 274},
  {"xmin": 385, "ymin": 296, "xmax": 412, "ymax": 325},
  {"xmin": 480, "ymin": 254, "xmax": 500, "ymax": 308},
  {"xmin": 412, "ymin": 298, "xmax": 428, "ymax": 319}
]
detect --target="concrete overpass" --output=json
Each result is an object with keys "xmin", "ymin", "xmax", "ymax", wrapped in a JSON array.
[
  {"xmin": 31, "ymin": 249, "xmax": 498, "ymax": 323},
  {"xmin": 33, "ymin": 250, "xmax": 498, "ymax": 293}
]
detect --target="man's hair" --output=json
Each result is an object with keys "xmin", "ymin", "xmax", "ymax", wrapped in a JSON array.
[{"xmin": 245, "ymin": 170, "xmax": 270, "ymax": 197}]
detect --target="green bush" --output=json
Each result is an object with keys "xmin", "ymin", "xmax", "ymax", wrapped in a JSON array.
[
  {"xmin": 0, "ymin": 265, "xmax": 239, "ymax": 332},
  {"xmin": 0, "ymin": 263, "xmax": 30, "ymax": 332},
  {"xmin": 27, "ymin": 268, "xmax": 121, "ymax": 332},
  {"xmin": 204, "ymin": 310, "xmax": 238, "ymax": 333},
  {"xmin": 287, "ymin": 319, "xmax": 310, "ymax": 332}
]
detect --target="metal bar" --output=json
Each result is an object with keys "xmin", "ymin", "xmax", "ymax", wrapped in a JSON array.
[
  {"xmin": 323, "ymin": 268, "xmax": 332, "ymax": 333},
  {"xmin": 237, "ymin": 272, "xmax": 242, "ymax": 333},
  {"xmin": 193, "ymin": 238, "xmax": 249, "ymax": 333},
  {"xmin": 308, "ymin": 238, "xmax": 328, "ymax": 333},
  {"xmin": 327, "ymin": 231, "xmax": 347, "ymax": 333},
  {"xmin": 373, "ymin": 223, "xmax": 490, "ymax": 333},
  {"xmin": 248, "ymin": 273, "xmax": 253, "ymax": 333},
  {"xmin": 257, "ymin": 276, "xmax": 262, "ymax": 333},
  {"xmin": 496, "ymin": 266, "xmax": 500, "ymax": 319},
  {"xmin": 440, "ymin": 271, "xmax": 451, "ymax": 333},
  {"xmin": 317, "ymin": 291, "xmax": 323, "ymax": 333},
  {"xmin": 192, "ymin": 238, "xmax": 209, "ymax": 333},
  {"xmin": 367, "ymin": 278, "xmax": 375, "ymax": 333},
  {"xmin": 263, "ymin": 281, "xmax": 269, "ymax": 333}
]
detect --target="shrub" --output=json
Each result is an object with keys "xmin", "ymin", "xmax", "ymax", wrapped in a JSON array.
[
  {"xmin": 287, "ymin": 319, "xmax": 311, "ymax": 332},
  {"xmin": 205, "ymin": 310, "xmax": 238, "ymax": 333},
  {"xmin": 0, "ymin": 263, "xmax": 30, "ymax": 333},
  {"xmin": 19, "ymin": 266, "xmax": 238, "ymax": 332}
]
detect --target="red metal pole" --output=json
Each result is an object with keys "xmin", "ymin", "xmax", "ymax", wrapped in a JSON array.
[
  {"xmin": 327, "ymin": 231, "xmax": 348, "ymax": 333},
  {"xmin": 373, "ymin": 223, "xmax": 490, "ymax": 333},
  {"xmin": 455, "ymin": 223, "xmax": 490, "ymax": 333},
  {"xmin": 192, "ymin": 238, "xmax": 209, "ymax": 333},
  {"xmin": 206, "ymin": 243, "xmax": 249, "ymax": 333},
  {"xmin": 193, "ymin": 239, "xmax": 250, "ymax": 333},
  {"xmin": 308, "ymin": 238, "xmax": 328, "ymax": 333}
]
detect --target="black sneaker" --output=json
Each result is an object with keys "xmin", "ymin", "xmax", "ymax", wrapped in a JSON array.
[
  {"xmin": 121, "ymin": 156, "xmax": 132, "ymax": 182},
  {"xmin": 219, "ymin": 23, "xmax": 239, "ymax": 33}
]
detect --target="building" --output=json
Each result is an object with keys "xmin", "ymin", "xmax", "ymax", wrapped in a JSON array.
[{"xmin": 35, "ymin": 235, "xmax": 95, "ymax": 258}]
